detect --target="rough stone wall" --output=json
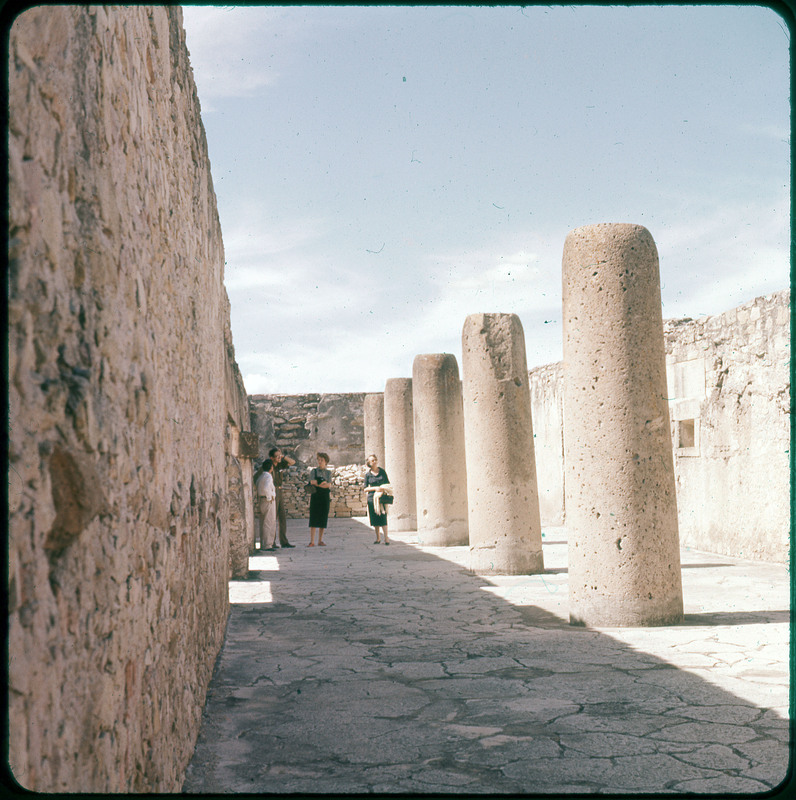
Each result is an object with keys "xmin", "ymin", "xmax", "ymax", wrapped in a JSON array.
[
  {"xmin": 280, "ymin": 464, "xmax": 368, "ymax": 519},
  {"xmin": 663, "ymin": 290, "xmax": 790, "ymax": 562},
  {"xmin": 528, "ymin": 362, "xmax": 564, "ymax": 526},
  {"xmin": 528, "ymin": 290, "xmax": 790, "ymax": 563},
  {"xmin": 8, "ymin": 6, "xmax": 250, "ymax": 792},
  {"xmin": 249, "ymin": 393, "xmax": 365, "ymax": 467}
]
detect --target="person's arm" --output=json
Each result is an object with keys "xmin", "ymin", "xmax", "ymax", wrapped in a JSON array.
[
  {"xmin": 282, "ymin": 454, "xmax": 296, "ymax": 467},
  {"xmin": 319, "ymin": 469, "xmax": 332, "ymax": 489}
]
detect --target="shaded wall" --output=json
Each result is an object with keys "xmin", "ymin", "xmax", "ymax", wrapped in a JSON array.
[{"xmin": 8, "ymin": 6, "xmax": 250, "ymax": 791}]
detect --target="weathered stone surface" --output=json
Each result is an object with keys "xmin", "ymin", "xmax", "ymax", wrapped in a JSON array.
[
  {"xmin": 527, "ymin": 362, "xmax": 564, "ymax": 526},
  {"xmin": 562, "ymin": 223, "xmax": 682, "ymax": 626},
  {"xmin": 384, "ymin": 378, "xmax": 418, "ymax": 531},
  {"xmin": 363, "ymin": 393, "xmax": 385, "ymax": 464},
  {"xmin": 184, "ymin": 518, "xmax": 790, "ymax": 794},
  {"xmin": 8, "ymin": 6, "xmax": 251, "ymax": 791},
  {"xmin": 663, "ymin": 289, "xmax": 790, "ymax": 562},
  {"xmin": 461, "ymin": 314, "xmax": 544, "ymax": 574},
  {"xmin": 528, "ymin": 290, "xmax": 789, "ymax": 563},
  {"xmin": 249, "ymin": 393, "xmax": 364, "ymax": 467},
  {"xmin": 412, "ymin": 354, "xmax": 469, "ymax": 546}
]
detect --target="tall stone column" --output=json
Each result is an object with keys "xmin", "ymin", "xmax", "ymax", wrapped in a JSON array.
[
  {"xmin": 383, "ymin": 378, "xmax": 417, "ymax": 531},
  {"xmin": 562, "ymin": 223, "xmax": 683, "ymax": 627},
  {"xmin": 412, "ymin": 354, "xmax": 469, "ymax": 546},
  {"xmin": 461, "ymin": 313, "xmax": 544, "ymax": 574},
  {"xmin": 363, "ymin": 393, "xmax": 385, "ymax": 463}
]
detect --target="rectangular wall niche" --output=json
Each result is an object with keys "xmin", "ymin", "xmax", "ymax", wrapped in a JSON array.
[{"xmin": 678, "ymin": 419, "xmax": 696, "ymax": 449}]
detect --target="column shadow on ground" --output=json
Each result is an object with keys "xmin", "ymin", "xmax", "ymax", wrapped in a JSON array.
[{"xmin": 184, "ymin": 518, "xmax": 791, "ymax": 796}]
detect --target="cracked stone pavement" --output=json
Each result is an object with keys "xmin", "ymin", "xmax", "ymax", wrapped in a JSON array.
[{"xmin": 183, "ymin": 518, "xmax": 791, "ymax": 794}]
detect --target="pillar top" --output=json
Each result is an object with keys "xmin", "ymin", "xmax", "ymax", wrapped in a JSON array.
[{"xmin": 565, "ymin": 222, "xmax": 654, "ymax": 244}]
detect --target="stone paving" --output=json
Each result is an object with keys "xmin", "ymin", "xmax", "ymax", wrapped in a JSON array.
[{"xmin": 183, "ymin": 518, "xmax": 791, "ymax": 794}]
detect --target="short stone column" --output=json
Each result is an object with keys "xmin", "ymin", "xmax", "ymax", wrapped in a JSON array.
[
  {"xmin": 363, "ymin": 393, "xmax": 385, "ymax": 463},
  {"xmin": 562, "ymin": 222, "xmax": 683, "ymax": 626},
  {"xmin": 461, "ymin": 313, "xmax": 544, "ymax": 574},
  {"xmin": 412, "ymin": 354, "xmax": 469, "ymax": 546},
  {"xmin": 383, "ymin": 378, "xmax": 417, "ymax": 531}
]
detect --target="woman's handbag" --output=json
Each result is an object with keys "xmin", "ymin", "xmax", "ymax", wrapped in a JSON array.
[{"xmin": 380, "ymin": 494, "xmax": 394, "ymax": 504}]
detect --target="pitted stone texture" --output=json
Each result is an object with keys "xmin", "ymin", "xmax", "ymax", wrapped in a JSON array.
[
  {"xmin": 562, "ymin": 223, "xmax": 682, "ymax": 626},
  {"xmin": 7, "ymin": 6, "xmax": 249, "ymax": 792},
  {"xmin": 461, "ymin": 314, "xmax": 544, "ymax": 574},
  {"xmin": 412, "ymin": 354, "xmax": 469, "ymax": 546},
  {"xmin": 363, "ymin": 393, "xmax": 385, "ymax": 464},
  {"xmin": 384, "ymin": 378, "xmax": 418, "ymax": 531}
]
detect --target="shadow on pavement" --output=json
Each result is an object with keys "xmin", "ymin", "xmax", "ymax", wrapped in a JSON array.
[{"xmin": 184, "ymin": 518, "xmax": 791, "ymax": 795}]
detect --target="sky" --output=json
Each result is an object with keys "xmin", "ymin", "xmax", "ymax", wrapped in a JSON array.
[{"xmin": 181, "ymin": 4, "xmax": 790, "ymax": 395}]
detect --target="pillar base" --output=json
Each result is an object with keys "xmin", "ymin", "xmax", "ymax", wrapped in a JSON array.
[
  {"xmin": 469, "ymin": 546, "xmax": 544, "ymax": 576},
  {"xmin": 389, "ymin": 515, "xmax": 416, "ymax": 532},
  {"xmin": 417, "ymin": 521, "xmax": 469, "ymax": 547},
  {"xmin": 569, "ymin": 594, "xmax": 684, "ymax": 627}
]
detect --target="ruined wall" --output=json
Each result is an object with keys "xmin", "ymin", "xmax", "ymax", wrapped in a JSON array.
[
  {"xmin": 249, "ymin": 392, "xmax": 365, "ymax": 466},
  {"xmin": 7, "ymin": 6, "xmax": 249, "ymax": 791},
  {"xmin": 528, "ymin": 362, "xmax": 564, "ymax": 526},
  {"xmin": 528, "ymin": 291, "xmax": 790, "ymax": 563},
  {"xmin": 279, "ymin": 463, "xmax": 368, "ymax": 519},
  {"xmin": 663, "ymin": 290, "xmax": 790, "ymax": 562}
]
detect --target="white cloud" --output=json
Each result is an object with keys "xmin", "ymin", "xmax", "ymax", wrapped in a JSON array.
[{"xmin": 182, "ymin": 6, "xmax": 286, "ymax": 105}]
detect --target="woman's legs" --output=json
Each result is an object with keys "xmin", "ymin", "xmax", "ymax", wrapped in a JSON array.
[
  {"xmin": 308, "ymin": 527, "xmax": 316, "ymax": 546},
  {"xmin": 382, "ymin": 526, "xmax": 389, "ymax": 545},
  {"xmin": 373, "ymin": 526, "xmax": 381, "ymax": 543},
  {"xmin": 318, "ymin": 528, "xmax": 326, "ymax": 545}
]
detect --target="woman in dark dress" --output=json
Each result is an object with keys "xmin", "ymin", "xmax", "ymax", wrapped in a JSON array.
[
  {"xmin": 308, "ymin": 452, "xmax": 332, "ymax": 546},
  {"xmin": 364, "ymin": 454, "xmax": 390, "ymax": 545}
]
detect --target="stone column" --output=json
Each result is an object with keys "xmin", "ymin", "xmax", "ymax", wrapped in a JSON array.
[
  {"xmin": 383, "ymin": 378, "xmax": 417, "ymax": 531},
  {"xmin": 562, "ymin": 223, "xmax": 683, "ymax": 627},
  {"xmin": 363, "ymin": 393, "xmax": 385, "ymax": 464},
  {"xmin": 412, "ymin": 354, "xmax": 469, "ymax": 546},
  {"xmin": 461, "ymin": 313, "xmax": 544, "ymax": 574}
]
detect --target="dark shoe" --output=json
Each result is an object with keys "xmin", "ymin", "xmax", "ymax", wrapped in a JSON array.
[
  {"xmin": 373, "ymin": 540, "xmax": 380, "ymax": 544},
  {"xmin": 282, "ymin": 543, "xmax": 295, "ymax": 548},
  {"xmin": 384, "ymin": 541, "xmax": 390, "ymax": 545}
]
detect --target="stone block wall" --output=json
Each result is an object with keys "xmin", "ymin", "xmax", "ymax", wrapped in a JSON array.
[
  {"xmin": 8, "ymin": 6, "xmax": 251, "ymax": 792},
  {"xmin": 280, "ymin": 463, "xmax": 368, "ymax": 519},
  {"xmin": 249, "ymin": 394, "xmax": 371, "ymax": 519},
  {"xmin": 528, "ymin": 290, "xmax": 790, "ymax": 563},
  {"xmin": 528, "ymin": 362, "xmax": 564, "ymax": 526},
  {"xmin": 249, "ymin": 392, "xmax": 365, "ymax": 466},
  {"xmin": 663, "ymin": 290, "xmax": 790, "ymax": 561}
]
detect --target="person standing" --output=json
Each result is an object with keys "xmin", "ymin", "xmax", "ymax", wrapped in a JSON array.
[
  {"xmin": 255, "ymin": 459, "xmax": 277, "ymax": 551},
  {"xmin": 364, "ymin": 454, "xmax": 390, "ymax": 545},
  {"xmin": 307, "ymin": 452, "xmax": 332, "ymax": 547},
  {"xmin": 269, "ymin": 447, "xmax": 295, "ymax": 548}
]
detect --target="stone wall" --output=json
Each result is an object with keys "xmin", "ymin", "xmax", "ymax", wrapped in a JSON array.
[
  {"xmin": 528, "ymin": 290, "xmax": 790, "ymax": 563},
  {"xmin": 663, "ymin": 290, "xmax": 790, "ymax": 562},
  {"xmin": 280, "ymin": 463, "xmax": 368, "ymax": 519},
  {"xmin": 249, "ymin": 394, "xmax": 371, "ymax": 519},
  {"xmin": 528, "ymin": 362, "xmax": 564, "ymax": 526},
  {"xmin": 8, "ymin": 6, "xmax": 251, "ymax": 792},
  {"xmin": 249, "ymin": 392, "xmax": 365, "ymax": 467}
]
